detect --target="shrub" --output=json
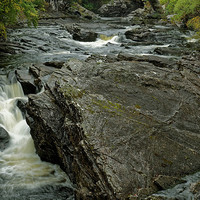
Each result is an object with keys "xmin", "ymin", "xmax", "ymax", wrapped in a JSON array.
[{"xmin": 0, "ymin": 0, "xmax": 45, "ymax": 39}]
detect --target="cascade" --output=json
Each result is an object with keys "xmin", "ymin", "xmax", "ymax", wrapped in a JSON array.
[{"xmin": 0, "ymin": 74, "xmax": 74, "ymax": 199}]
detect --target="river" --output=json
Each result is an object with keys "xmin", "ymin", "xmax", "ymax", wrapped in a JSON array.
[{"xmin": 0, "ymin": 16, "xmax": 198, "ymax": 199}]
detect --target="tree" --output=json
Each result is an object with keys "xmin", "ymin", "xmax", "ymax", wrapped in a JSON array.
[
  {"xmin": 160, "ymin": 0, "xmax": 200, "ymax": 39},
  {"xmin": 0, "ymin": 0, "xmax": 45, "ymax": 40}
]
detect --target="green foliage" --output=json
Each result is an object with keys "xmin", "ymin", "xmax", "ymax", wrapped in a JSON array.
[
  {"xmin": 82, "ymin": 0, "xmax": 94, "ymax": 11},
  {"xmin": 81, "ymin": 0, "xmax": 110, "ymax": 11},
  {"xmin": 160, "ymin": 0, "xmax": 200, "ymax": 40},
  {"xmin": 0, "ymin": 22, "xmax": 6, "ymax": 39},
  {"xmin": 187, "ymin": 16, "xmax": 200, "ymax": 39},
  {"xmin": 173, "ymin": 0, "xmax": 200, "ymax": 21},
  {"xmin": 160, "ymin": 0, "xmax": 177, "ymax": 15},
  {"xmin": 0, "ymin": 0, "xmax": 45, "ymax": 40},
  {"xmin": 161, "ymin": 0, "xmax": 200, "ymax": 20}
]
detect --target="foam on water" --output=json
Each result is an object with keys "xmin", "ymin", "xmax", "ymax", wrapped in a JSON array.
[{"xmin": 0, "ymin": 75, "xmax": 72, "ymax": 193}]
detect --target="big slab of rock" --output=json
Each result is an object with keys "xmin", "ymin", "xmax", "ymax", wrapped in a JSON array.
[{"xmin": 25, "ymin": 58, "xmax": 200, "ymax": 199}]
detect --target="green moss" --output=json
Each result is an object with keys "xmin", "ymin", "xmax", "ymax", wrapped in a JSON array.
[
  {"xmin": 135, "ymin": 104, "xmax": 141, "ymax": 109},
  {"xmin": 152, "ymin": 96, "xmax": 159, "ymax": 101},
  {"xmin": 60, "ymin": 85, "xmax": 85, "ymax": 99},
  {"xmin": 92, "ymin": 98, "xmax": 149, "ymax": 126},
  {"xmin": 59, "ymin": 84, "xmax": 149, "ymax": 127},
  {"xmin": 162, "ymin": 158, "xmax": 173, "ymax": 166},
  {"xmin": 99, "ymin": 34, "xmax": 114, "ymax": 41},
  {"xmin": 92, "ymin": 99, "xmax": 125, "ymax": 113}
]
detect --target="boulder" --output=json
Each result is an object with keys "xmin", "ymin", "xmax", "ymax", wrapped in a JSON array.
[
  {"xmin": 44, "ymin": 61, "xmax": 64, "ymax": 69},
  {"xmin": 98, "ymin": 0, "xmax": 144, "ymax": 17},
  {"xmin": 25, "ymin": 55, "xmax": 200, "ymax": 199},
  {"xmin": 65, "ymin": 24, "xmax": 97, "ymax": 42},
  {"xmin": 0, "ymin": 127, "xmax": 10, "ymax": 151}
]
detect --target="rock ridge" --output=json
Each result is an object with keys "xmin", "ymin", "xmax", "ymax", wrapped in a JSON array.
[{"xmin": 18, "ymin": 54, "xmax": 200, "ymax": 199}]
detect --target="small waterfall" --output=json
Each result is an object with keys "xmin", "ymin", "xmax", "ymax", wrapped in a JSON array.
[{"xmin": 0, "ymin": 75, "xmax": 74, "ymax": 199}]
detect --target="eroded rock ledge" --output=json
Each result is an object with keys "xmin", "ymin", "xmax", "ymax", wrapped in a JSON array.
[{"xmin": 17, "ymin": 55, "xmax": 200, "ymax": 199}]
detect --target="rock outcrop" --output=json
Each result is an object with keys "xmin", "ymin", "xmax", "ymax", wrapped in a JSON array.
[
  {"xmin": 98, "ymin": 0, "xmax": 144, "ymax": 17},
  {"xmin": 18, "ymin": 52, "xmax": 200, "ymax": 199}
]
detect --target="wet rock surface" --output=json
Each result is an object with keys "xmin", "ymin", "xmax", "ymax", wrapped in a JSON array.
[
  {"xmin": 0, "ymin": 127, "xmax": 10, "ymax": 151},
  {"xmin": 21, "ymin": 51, "xmax": 200, "ymax": 199},
  {"xmin": 65, "ymin": 24, "xmax": 98, "ymax": 42},
  {"xmin": 0, "ymin": 184, "xmax": 74, "ymax": 200}
]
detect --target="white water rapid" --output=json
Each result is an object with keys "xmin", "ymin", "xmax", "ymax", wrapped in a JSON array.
[{"xmin": 0, "ymin": 75, "xmax": 73, "ymax": 199}]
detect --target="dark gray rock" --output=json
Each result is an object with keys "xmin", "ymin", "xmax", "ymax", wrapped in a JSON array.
[
  {"xmin": 65, "ymin": 24, "xmax": 97, "ymax": 42},
  {"xmin": 153, "ymin": 175, "xmax": 186, "ymax": 190},
  {"xmin": 44, "ymin": 61, "xmax": 64, "ymax": 69},
  {"xmin": 15, "ymin": 69, "xmax": 38, "ymax": 95},
  {"xmin": 117, "ymin": 52, "xmax": 177, "ymax": 68},
  {"xmin": 25, "ymin": 54, "xmax": 200, "ymax": 199},
  {"xmin": 0, "ymin": 127, "xmax": 10, "ymax": 151},
  {"xmin": 98, "ymin": 0, "xmax": 144, "ymax": 17},
  {"xmin": 125, "ymin": 25, "xmax": 187, "ymax": 45},
  {"xmin": 154, "ymin": 46, "xmax": 191, "ymax": 57},
  {"xmin": 17, "ymin": 99, "xmax": 27, "ymax": 118},
  {"xmin": 0, "ymin": 42, "xmax": 22, "ymax": 55}
]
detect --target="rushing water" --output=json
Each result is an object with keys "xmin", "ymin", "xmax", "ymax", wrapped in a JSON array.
[{"xmin": 0, "ymin": 75, "xmax": 74, "ymax": 199}]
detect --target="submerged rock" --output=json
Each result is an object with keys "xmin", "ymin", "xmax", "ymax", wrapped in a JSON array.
[{"xmin": 23, "ymin": 54, "xmax": 200, "ymax": 199}]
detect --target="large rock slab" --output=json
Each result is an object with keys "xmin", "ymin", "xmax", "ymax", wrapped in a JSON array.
[{"xmin": 25, "ymin": 56, "xmax": 200, "ymax": 199}]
